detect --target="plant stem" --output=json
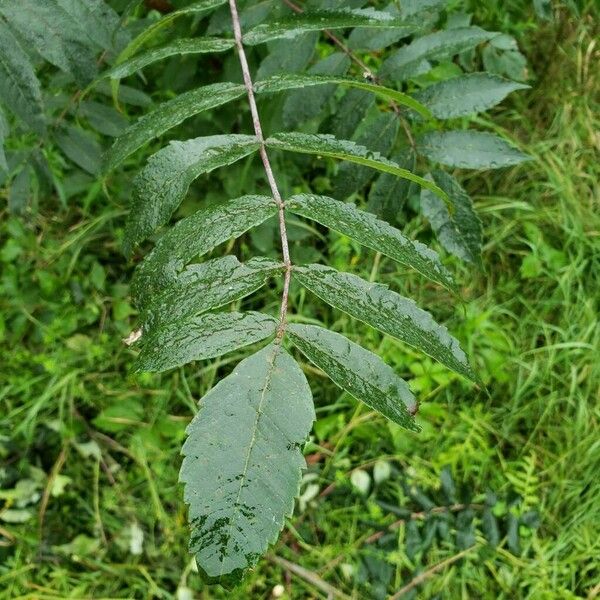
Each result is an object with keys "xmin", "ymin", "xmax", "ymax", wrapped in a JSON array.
[{"xmin": 228, "ymin": 0, "xmax": 292, "ymax": 340}]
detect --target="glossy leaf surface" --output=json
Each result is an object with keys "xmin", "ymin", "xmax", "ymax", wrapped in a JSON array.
[
  {"xmin": 141, "ymin": 256, "xmax": 282, "ymax": 334},
  {"xmin": 104, "ymin": 84, "xmax": 247, "ymax": 172},
  {"xmin": 244, "ymin": 9, "xmax": 414, "ymax": 45},
  {"xmin": 104, "ymin": 38, "xmax": 235, "ymax": 80},
  {"xmin": 131, "ymin": 195, "xmax": 277, "ymax": 302},
  {"xmin": 116, "ymin": 0, "xmax": 228, "ymax": 63},
  {"xmin": 287, "ymin": 194, "xmax": 455, "ymax": 291},
  {"xmin": 255, "ymin": 73, "xmax": 432, "ymax": 118},
  {"xmin": 266, "ymin": 133, "xmax": 447, "ymax": 199},
  {"xmin": 416, "ymin": 130, "xmax": 530, "ymax": 169},
  {"xmin": 181, "ymin": 343, "xmax": 314, "ymax": 583},
  {"xmin": 288, "ymin": 324, "xmax": 418, "ymax": 430},
  {"xmin": 124, "ymin": 134, "xmax": 259, "ymax": 254},
  {"xmin": 294, "ymin": 264, "xmax": 476, "ymax": 382},
  {"xmin": 135, "ymin": 311, "xmax": 277, "ymax": 372}
]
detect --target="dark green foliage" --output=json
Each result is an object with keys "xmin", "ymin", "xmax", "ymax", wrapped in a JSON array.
[{"xmin": 0, "ymin": 0, "xmax": 533, "ymax": 585}]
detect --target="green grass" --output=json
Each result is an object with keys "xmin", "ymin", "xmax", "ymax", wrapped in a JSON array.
[{"xmin": 1, "ymin": 2, "xmax": 599, "ymax": 599}]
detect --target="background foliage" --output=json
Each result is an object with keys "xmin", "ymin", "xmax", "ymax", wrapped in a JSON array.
[{"xmin": 1, "ymin": 0, "xmax": 598, "ymax": 598}]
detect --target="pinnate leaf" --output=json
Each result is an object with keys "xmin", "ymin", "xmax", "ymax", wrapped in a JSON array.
[
  {"xmin": 131, "ymin": 195, "xmax": 277, "ymax": 303},
  {"xmin": 124, "ymin": 134, "xmax": 259, "ymax": 254},
  {"xmin": 288, "ymin": 324, "xmax": 418, "ymax": 430},
  {"xmin": 181, "ymin": 343, "xmax": 314, "ymax": 584},
  {"xmin": 416, "ymin": 130, "xmax": 530, "ymax": 169},
  {"xmin": 134, "ymin": 311, "xmax": 277, "ymax": 372},
  {"xmin": 294, "ymin": 264, "xmax": 476, "ymax": 382},
  {"xmin": 244, "ymin": 8, "xmax": 414, "ymax": 45},
  {"xmin": 104, "ymin": 83, "xmax": 246, "ymax": 172},
  {"xmin": 141, "ymin": 256, "xmax": 282, "ymax": 334},
  {"xmin": 421, "ymin": 171, "xmax": 483, "ymax": 265},
  {"xmin": 266, "ymin": 133, "xmax": 446, "ymax": 199},
  {"xmin": 287, "ymin": 194, "xmax": 455, "ymax": 291},
  {"xmin": 413, "ymin": 73, "xmax": 529, "ymax": 119}
]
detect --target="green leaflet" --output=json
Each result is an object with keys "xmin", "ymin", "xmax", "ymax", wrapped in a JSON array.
[
  {"xmin": 287, "ymin": 324, "xmax": 419, "ymax": 431},
  {"xmin": 116, "ymin": 0, "xmax": 228, "ymax": 63},
  {"xmin": 413, "ymin": 73, "xmax": 529, "ymax": 119},
  {"xmin": 287, "ymin": 194, "xmax": 455, "ymax": 291},
  {"xmin": 421, "ymin": 171, "xmax": 483, "ymax": 266},
  {"xmin": 134, "ymin": 311, "xmax": 277, "ymax": 372},
  {"xmin": 416, "ymin": 130, "xmax": 530, "ymax": 169},
  {"xmin": 255, "ymin": 74, "xmax": 432, "ymax": 119},
  {"xmin": 294, "ymin": 264, "xmax": 477, "ymax": 382},
  {"xmin": 334, "ymin": 112, "xmax": 399, "ymax": 199},
  {"xmin": 0, "ymin": 0, "xmax": 98, "ymax": 84},
  {"xmin": 368, "ymin": 147, "xmax": 416, "ymax": 224},
  {"xmin": 104, "ymin": 83, "xmax": 246, "ymax": 172},
  {"xmin": 0, "ymin": 21, "xmax": 46, "ymax": 135},
  {"xmin": 244, "ymin": 8, "xmax": 415, "ymax": 45},
  {"xmin": 124, "ymin": 134, "xmax": 260, "ymax": 254},
  {"xmin": 181, "ymin": 343, "xmax": 314, "ymax": 585},
  {"xmin": 380, "ymin": 27, "xmax": 498, "ymax": 81},
  {"xmin": 102, "ymin": 38, "xmax": 235, "ymax": 81},
  {"xmin": 141, "ymin": 256, "xmax": 282, "ymax": 334},
  {"xmin": 131, "ymin": 195, "xmax": 277, "ymax": 303},
  {"xmin": 265, "ymin": 133, "xmax": 447, "ymax": 200}
]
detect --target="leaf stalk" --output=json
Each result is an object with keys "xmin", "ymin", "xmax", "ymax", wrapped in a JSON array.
[{"xmin": 228, "ymin": 0, "xmax": 292, "ymax": 341}]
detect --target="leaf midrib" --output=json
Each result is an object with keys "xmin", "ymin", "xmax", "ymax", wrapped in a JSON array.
[{"xmin": 223, "ymin": 343, "xmax": 280, "ymax": 576}]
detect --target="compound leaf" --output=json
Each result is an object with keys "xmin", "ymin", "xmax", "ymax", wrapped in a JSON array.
[
  {"xmin": 244, "ymin": 8, "xmax": 414, "ymax": 45},
  {"xmin": 181, "ymin": 343, "xmax": 314, "ymax": 584},
  {"xmin": 287, "ymin": 194, "xmax": 455, "ymax": 291},
  {"xmin": 288, "ymin": 324, "xmax": 418, "ymax": 430},
  {"xmin": 413, "ymin": 73, "xmax": 529, "ymax": 119},
  {"xmin": 421, "ymin": 171, "xmax": 483, "ymax": 265},
  {"xmin": 266, "ymin": 133, "xmax": 447, "ymax": 199},
  {"xmin": 0, "ymin": 21, "xmax": 45, "ymax": 135},
  {"xmin": 141, "ymin": 256, "xmax": 282, "ymax": 334},
  {"xmin": 416, "ymin": 130, "xmax": 530, "ymax": 169},
  {"xmin": 294, "ymin": 264, "xmax": 477, "ymax": 382},
  {"xmin": 134, "ymin": 311, "xmax": 277, "ymax": 372},
  {"xmin": 131, "ymin": 195, "xmax": 277, "ymax": 302},
  {"xmin": 124, "ymin": 134, "xmax": 260, "ymax": 254},
  {"xmin": 104, "ymin": 83, "xmax": 247, "ymax": 172}
]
